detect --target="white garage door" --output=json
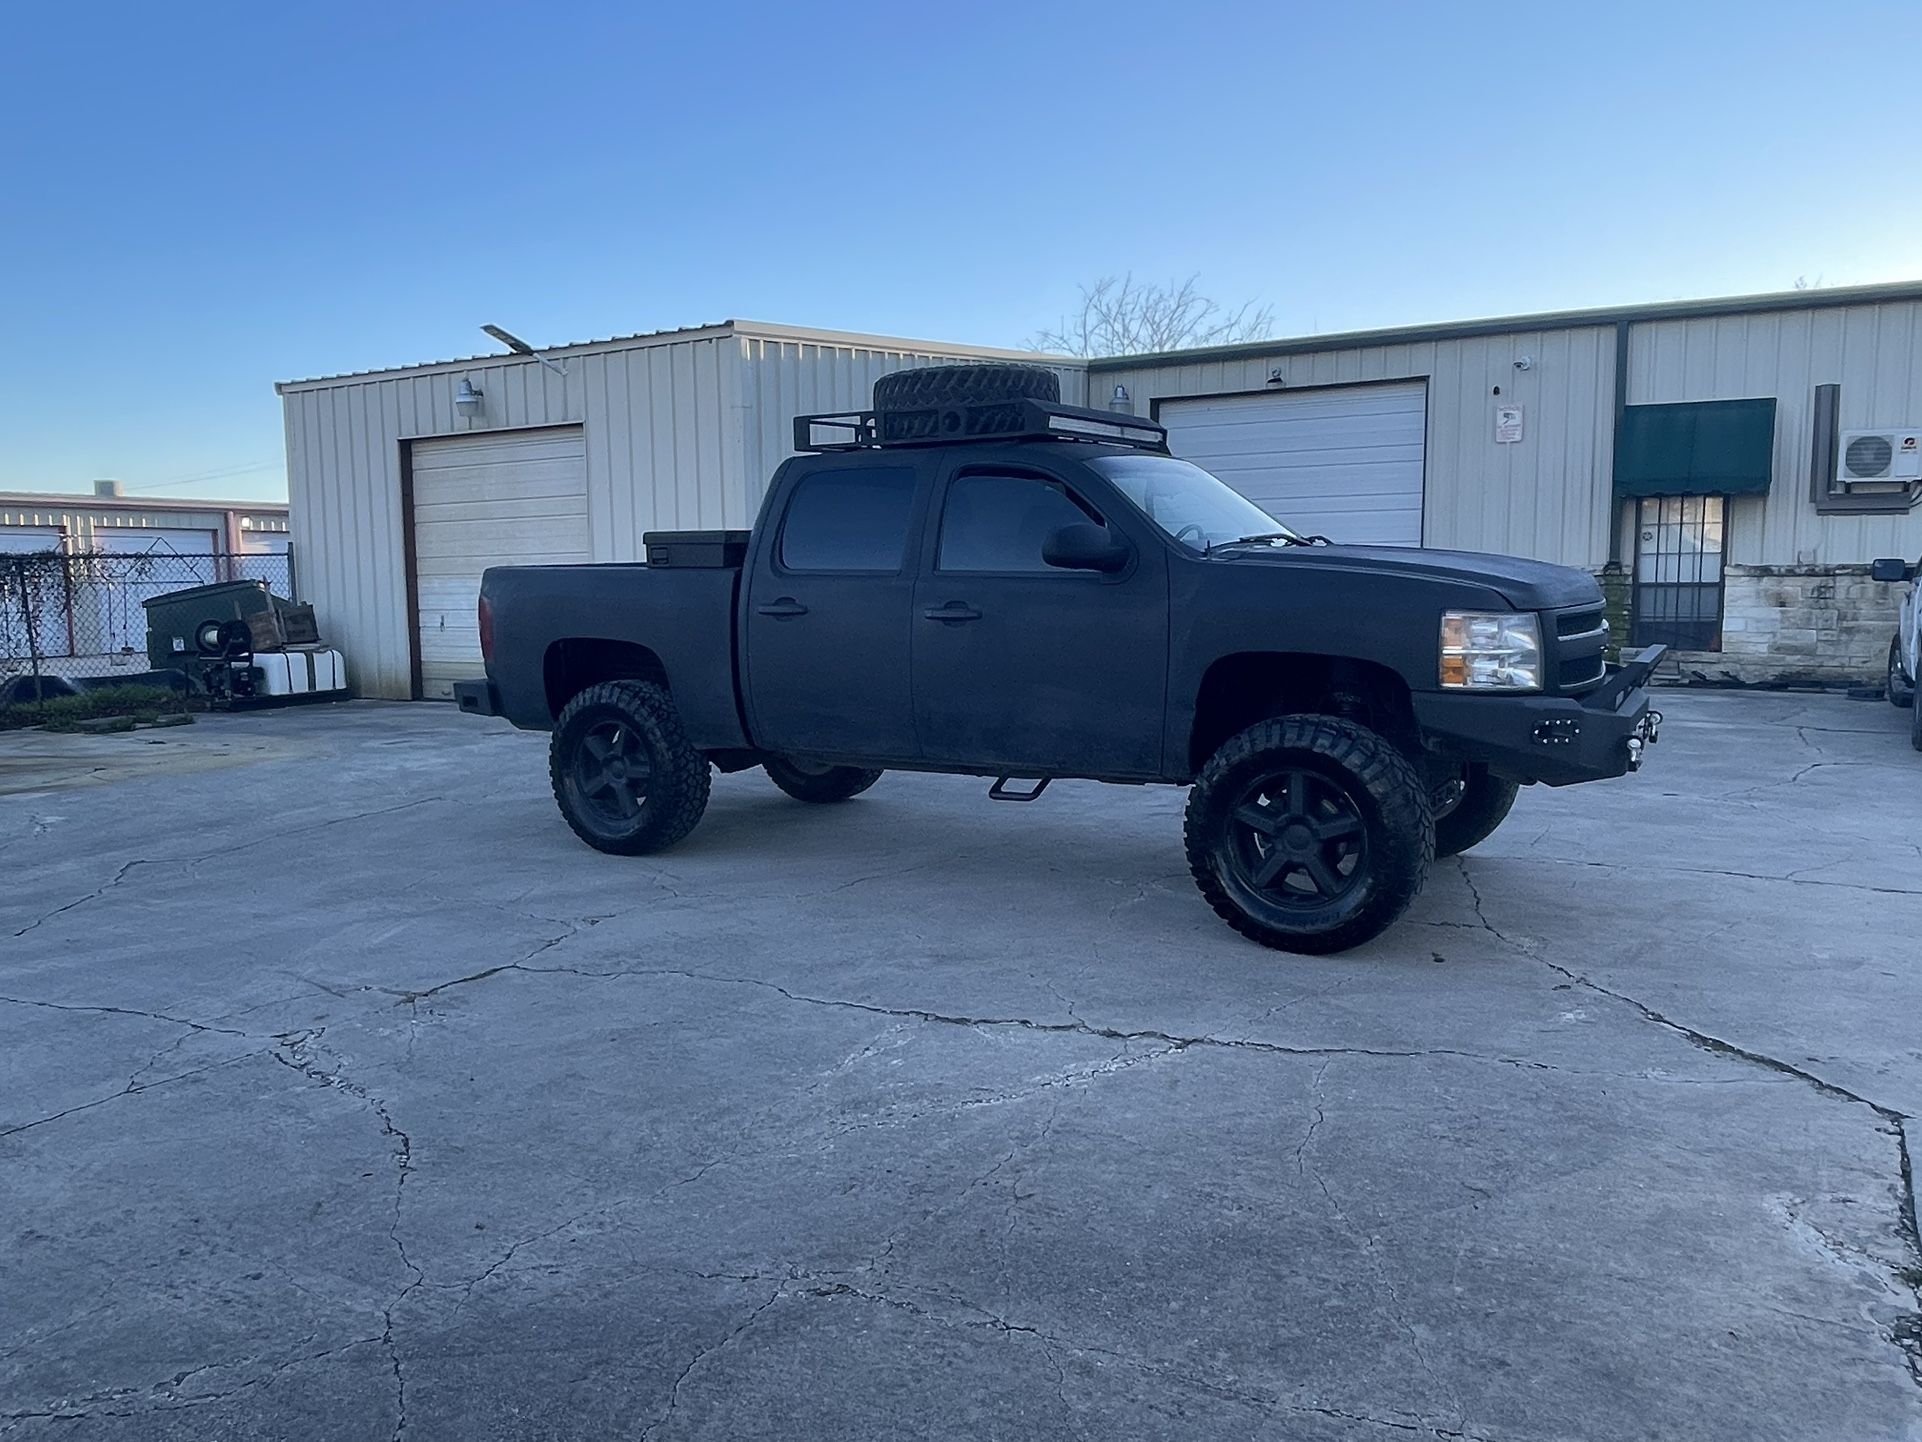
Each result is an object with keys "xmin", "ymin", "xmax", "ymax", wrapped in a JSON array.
[
  {"xmin": 411, "ymin": 427, "xmax": 588, "ymax": 699},
  {"xmin": 0, "ymin": 527, "xmax": 72, "ymax": 662},
  {"xmin": 93, "ymin": 526, "xmax": 221, "ymax": 654},
  {"xmin": 1161, "ymin": 381, "xmax": 1428, "ymax": 546}
]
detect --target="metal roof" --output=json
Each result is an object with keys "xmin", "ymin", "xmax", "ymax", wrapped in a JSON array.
[
  {"xmin": 0, "ymin": 491, "xmax": 288, "ymax": 513},
  {"xmin": 275, "ymin": 320, "xmax": 1077, "ymax": 392},
  {"xmin": 1084, "ymin": 279, "xmax": 1922, "ymax": 370},
  {"xmin": 275, "ymin": 320, "xmax": 738, "ymax": 391},
  {"xmin": 272, "ymin": 280, "xmax": 1922, "ymax": 392}
]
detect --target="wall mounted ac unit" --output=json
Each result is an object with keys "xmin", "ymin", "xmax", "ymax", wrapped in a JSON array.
[{"xmin": 1837, "ymin": 427, "xmax": 1922, "ymax": 486}]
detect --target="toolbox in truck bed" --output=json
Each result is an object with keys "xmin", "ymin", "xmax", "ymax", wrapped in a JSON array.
[{"xmin": 642, "ymin": 531, "xmax": 750, "ymax": 568}]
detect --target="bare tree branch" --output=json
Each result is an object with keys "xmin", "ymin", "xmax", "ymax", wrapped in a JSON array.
[{"xmin": 1031, "ymin": 274, "xmax": 1275, "ymax": 357}]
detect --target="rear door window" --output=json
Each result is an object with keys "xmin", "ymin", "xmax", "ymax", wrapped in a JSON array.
[{"xmin": 778, "ymin": 467, "xmax": 919, "ymax": 572}]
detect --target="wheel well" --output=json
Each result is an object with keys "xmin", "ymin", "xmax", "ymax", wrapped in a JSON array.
[
  {"xmin": 543, "ymin": 638, "xmax": 668, "ymax": 718},
  {"xmin": 1189, "ymin": 652, "xmax": 1418, "ymax": 773}
]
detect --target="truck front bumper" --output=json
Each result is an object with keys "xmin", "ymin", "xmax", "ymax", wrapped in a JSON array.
[
  {"xmin": 1411, "ymin": 645, "xmax": 1666, "ymax": 787},
  {"xmin": 453, "ymin": 679, "xmax": 502, "ymax": 717}
]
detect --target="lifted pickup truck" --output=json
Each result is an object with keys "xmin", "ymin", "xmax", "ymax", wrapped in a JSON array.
[{"xmin": 460, "ymin": 364, "xmax": 1662, "ymax": 953}]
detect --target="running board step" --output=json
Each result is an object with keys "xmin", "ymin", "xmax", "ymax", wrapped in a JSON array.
[{"xmin": 988, "ymin": 776, "xmax": 1051, "ymax": 802}]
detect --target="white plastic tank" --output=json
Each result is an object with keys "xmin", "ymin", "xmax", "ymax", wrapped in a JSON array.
[{"xmin": 251, "ymin": 648, "xmax": 347, "ymax": 697}]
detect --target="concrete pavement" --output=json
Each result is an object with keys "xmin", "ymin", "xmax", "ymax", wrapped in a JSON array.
[{"xmin": 2, "ymin": 692, "xmax": 1919, "ymax": 1441}]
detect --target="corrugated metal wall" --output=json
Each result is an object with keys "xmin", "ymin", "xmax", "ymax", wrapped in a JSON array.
[
  {"xmin": 1628, "ymin": 301, "xmax": 1922, "ymax": 565},
  {"xmin": 0, "ymin": 502, "xmax": 288, "ymax": 547},
  {"xmin": 285, "ymin": 326, "xmax": 1086, "ymax": 699},
  {"xmin": 1095, "ymin": 328, "xmax": 1618, "ymax": 566}
]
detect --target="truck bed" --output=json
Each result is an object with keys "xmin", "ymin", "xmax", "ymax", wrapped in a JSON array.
[{"xmin": 474, "ymin": 560, "xmax": 748, "ymax": 747}]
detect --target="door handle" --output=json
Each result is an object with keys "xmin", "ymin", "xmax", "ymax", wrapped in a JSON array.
[
  {"xmin": 757, "ymin": 598, "xmax": 809, "ymax": 619},
  {"xmin": 922, "ymin": 602, "xmax": 982, "ymax": 623}
]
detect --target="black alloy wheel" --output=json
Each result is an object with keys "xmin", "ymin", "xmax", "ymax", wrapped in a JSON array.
[
  {"xmin": 572, "ymin": 719, "xmax": 654, "ymax": 825},
  {"xmin": 1227, "ymin": 768, "xmax": 1368, "ymax": 906}
]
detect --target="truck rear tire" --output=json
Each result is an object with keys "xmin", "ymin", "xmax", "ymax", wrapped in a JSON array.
[
  {"xmin": 549, "ymin": 680, "xmax": 711, "ymax": 855},
  {"xmin": 1184, "ymin": 714, "xmax": 1432, "ymax": 955},
  {"xmin": 763, "ymin": 758, "xmax": 882, "ymax": 803},
  {"xmin": 1432, "ymin": 764, "xmax": 1521, "ymax": 858},
  {"xmin": 1912, "ymin": 685, "xmax": 1922, "ymax": 751}
]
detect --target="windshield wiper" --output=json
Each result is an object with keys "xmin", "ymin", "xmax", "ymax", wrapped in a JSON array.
[{"xmin": 1205, "ymin": 531, "xmax": 1322, "ymax": 554}]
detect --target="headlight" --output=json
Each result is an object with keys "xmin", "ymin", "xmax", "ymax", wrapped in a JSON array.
[{"xmin": 1440, "ymin": 611, "xmax": 1542, "ymax": 691}]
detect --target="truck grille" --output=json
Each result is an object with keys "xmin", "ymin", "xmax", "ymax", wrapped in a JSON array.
[
  {"xmin": 1556, "ymin": 606, "xmax": 1605, "ymax": 638},
  {"xmin": 1549, "ymin": 604, "xmax": 1608, "ymax": 693}
]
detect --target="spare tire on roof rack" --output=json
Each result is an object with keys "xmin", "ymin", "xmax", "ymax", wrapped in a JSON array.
[{"xmin": 872, "ymin": 363, "xmax": 1062, "ymax": 443}]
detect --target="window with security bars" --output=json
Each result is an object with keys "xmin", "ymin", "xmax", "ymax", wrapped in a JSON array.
[{"xmin": 1631, "ymin": 495, "xmax": 1726, "ymax": 651}]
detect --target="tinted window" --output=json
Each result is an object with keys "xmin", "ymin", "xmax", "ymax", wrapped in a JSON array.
[
  {"xmin": 779, "ymin": 467, "xmax": 918, "ymax": 571},
  {"xmin": 1088, "ymin": 454, "xmax": 1290, "ymax": 551},
  {"xmin": 937, "ymin": 473, "xmax": 1098, "ymax": 572}
]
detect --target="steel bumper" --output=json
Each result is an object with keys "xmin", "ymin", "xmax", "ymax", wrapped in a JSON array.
[{"xmin": 1411, "ymin": 645, "xmax": 1666, "ymax": 786}]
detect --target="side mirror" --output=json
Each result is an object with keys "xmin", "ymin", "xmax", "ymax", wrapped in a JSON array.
[
  {"xmin": 1870, "ymin": 557, "xmax": 1917, "ymax": 583},
  {"xmin": 1043, "ymin": 522, "xmax": 1131, "ymax": 574}
]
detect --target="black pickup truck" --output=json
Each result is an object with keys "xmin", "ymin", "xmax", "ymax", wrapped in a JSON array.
[{"xmin": 459, "ymin": 364, "xmax": 1662, "ymax": 953}]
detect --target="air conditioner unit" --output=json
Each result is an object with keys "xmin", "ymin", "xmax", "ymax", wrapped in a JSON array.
[{"xmin": 1837, "ymin": 427, "xmax": 1922, "ymax": 487}]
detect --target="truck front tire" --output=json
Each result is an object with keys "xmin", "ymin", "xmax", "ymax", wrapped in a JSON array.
[
  {"xmin": 1184, "ymin": 715, "xmax": 1432, "ymax": 955},
  {"xmin": 1888, "ymin": 639, "xmax": 1915, "ymax": 708},
  {"xmin": 763, "ymin": 758, "xmax": 883, "ymax": 803},
  {"xmin": 1431, "ymin": 764, "xmax": 1521, "ymax": 858},
  {"xmin": 549, "ymin": 680, "xmax": 711, "ymax": 855}
]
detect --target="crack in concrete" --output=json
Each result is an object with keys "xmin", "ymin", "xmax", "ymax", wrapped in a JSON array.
[
  {"xmin": 0, "ymin": 1048, "xmax": 273, "ymax": 1139},
  {"xmin": 8, "ymin": 859, "xmax": 149, "ymax": 937},
  {"xmin": 1454, "ymin": 858, "xmax": 1922, "ymax": 1389},
  {"xmin": 399, "ymin": 958, "xmax": 1597, "ymax": 1079},
  {"xmin": 0, "ymin": 1336, "xmax": 385, "ymax": 1433},
  {"xmin": 4, "ymin": 798, "xmax": 443, "ymax": 940},
  {"xmin": 1493, "ymin": 852, "xmax": 1922, "ymax": 898},
  {"xmin": 0, "ymin": 994, "xmax": 248, "ymax": 1036},
  {"xmin": 692, "ymin": 1269, "xmax": 1487, "ymax": 1439},
  {"xmin": 1294, "ymin": 1061, "xmax": 1470, "ymax": 1436},
  {"xmin": 637, "ymin": 1283, "xmax": 785, "ymax": 1442},
  {"xmin": 269, "ymin": 1030, "xmax": 420, "ymax": 1441}
]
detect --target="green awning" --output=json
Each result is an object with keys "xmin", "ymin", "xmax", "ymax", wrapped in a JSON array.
[{"xmin": 1615, "ymin": 398, "xmax": 1776, "ymax": 498}]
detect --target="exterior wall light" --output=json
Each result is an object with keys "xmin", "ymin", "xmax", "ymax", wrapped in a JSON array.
[
  {"xmin": 1108, "ymin": 384, "xmax": 1132, "ymax": 414},
  {"xmin": 455, "ymin": 378, "xmax": 484, "ymax": 415}
]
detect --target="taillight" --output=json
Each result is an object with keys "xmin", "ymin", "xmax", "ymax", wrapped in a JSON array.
[{"xmin": 477, "ymin": 594, "xmax": 496, "ymax": 665}]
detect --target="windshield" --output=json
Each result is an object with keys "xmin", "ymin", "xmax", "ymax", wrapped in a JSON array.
[{"xmin": 1088, "ymin": 454, "xmax": 1298, "ymax": 552}]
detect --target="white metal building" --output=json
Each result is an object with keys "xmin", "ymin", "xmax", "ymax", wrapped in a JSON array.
[
  {"xmin": 1093, "ymin": 281, "xmax": 1922, "ymax": 684},
  {"xmin": 0, "ymin": 485, "xmax": 291, "ymax": 560},
  {"xmin": 1, "ymin": 488, "xmax": 293, "ymax": 675},
  {"xmin": 281, "ymin": 284, "xmax": 1922, "ymax": 699},
  {"xmin": 279, "ymin": 323, "xmax": 1084, "ymax": 699}
]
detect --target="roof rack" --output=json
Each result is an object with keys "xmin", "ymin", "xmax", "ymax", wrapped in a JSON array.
[{"xmin": 793, "ymin": 396, "xmax": 1169, "ymax": 454}]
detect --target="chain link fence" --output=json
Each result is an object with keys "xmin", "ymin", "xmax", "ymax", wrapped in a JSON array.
[{"xmin": 0, "ymin": 550, "xmax": 295, "ymax": 697}]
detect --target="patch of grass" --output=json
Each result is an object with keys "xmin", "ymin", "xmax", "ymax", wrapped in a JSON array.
[{"xmin": 0, "ymin": 685, "xmax": 194, "ymax": 733}]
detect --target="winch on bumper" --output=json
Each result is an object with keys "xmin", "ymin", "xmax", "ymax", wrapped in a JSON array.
[{"xmin": 1410, "ymin": 644, "xmax": 1667, "ymax": 787}]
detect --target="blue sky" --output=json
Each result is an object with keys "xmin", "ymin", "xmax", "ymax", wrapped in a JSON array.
[{"xmin": 3, "ymin": 0, "xmax": 1918, "ymax": 501}]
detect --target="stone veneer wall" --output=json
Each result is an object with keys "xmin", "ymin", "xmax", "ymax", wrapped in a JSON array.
[{"xmin": 1660, "ymin": 564, "xmax": 1902, "ymax": 687}]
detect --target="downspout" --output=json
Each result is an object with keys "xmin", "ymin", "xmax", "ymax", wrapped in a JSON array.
[{"xmin": 1607, "ymin": 319, "xmax": 1629, "ymax": 567}]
